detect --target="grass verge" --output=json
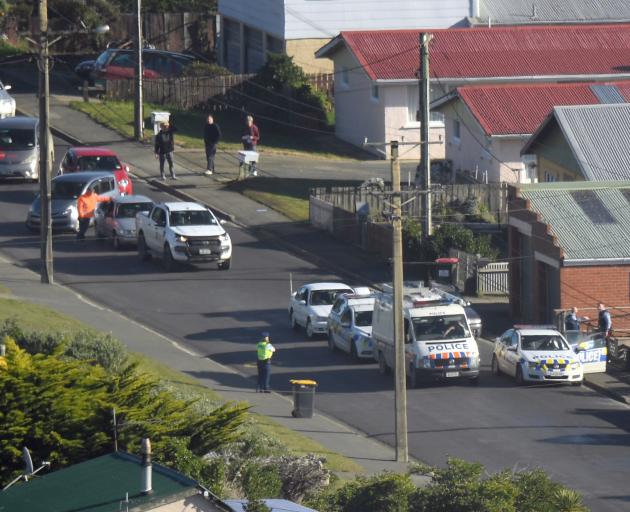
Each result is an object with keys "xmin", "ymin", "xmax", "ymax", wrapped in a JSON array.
[
  {"xmin": 70, "ymin": 99, "xmax": 370, "ymax": 160},
  {"xmin": 226, "ymin": 177, "xmax": 365, "ymax": 222},
  {"xmin": 0, "ymin": 296, "xmax": 363, "ymax": 474}
]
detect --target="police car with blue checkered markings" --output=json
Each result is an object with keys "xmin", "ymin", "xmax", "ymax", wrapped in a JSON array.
[
  {"xmin": 492, "ymin": 326, "xmax": 583, "ymax": 386},
  {"xmin": 327, "ymin": 290, "xmax": 375, "ymax": 361}
]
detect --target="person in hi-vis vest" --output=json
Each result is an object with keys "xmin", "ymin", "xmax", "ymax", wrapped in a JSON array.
[{"xmin": 256, "ymin": 332, "xmax": 276, "ymax": 393}]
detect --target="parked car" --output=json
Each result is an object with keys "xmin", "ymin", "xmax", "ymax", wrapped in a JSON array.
[
  {"xmin": 492, "ymin": 326, "xmax": 583, "ymax": 386},
  {"xmin": 58, "ymin": 147, "xmax": 133, "ymax": 195},
  {"xmin": 0, "ymin": 80, "xmax": 16, "ymax": 118},
  {"xmin": 94, "ymin": 194, "xmax": 153, "ymax": 249},
  {"xmin": 92, "ymin": 48, "xmax": 195, "ymax": 80},
  {"xmin": 26, "ymin": 172, "xmax": 120, "ymax": 232},
  {"xmin": 327, "ymin": 289, "xmax": 375, "ymax": 361},
  {"xmin": 136, "ymin": 202, "xmax": 232, "ymax": 271},
  {"xmin": 0, "ymin": 116, "xmax": 53, "ymax": 182},
  {"xmin": 289, "ymin": 282, "xmax": 355, "ymax": 338}
]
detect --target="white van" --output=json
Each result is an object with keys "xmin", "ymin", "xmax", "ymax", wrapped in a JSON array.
[{"xmin": 372, "ymin": 283, "xmax": 480, "ymax": 387}]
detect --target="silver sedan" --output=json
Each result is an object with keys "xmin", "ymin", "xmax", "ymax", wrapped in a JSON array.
[{"xmin": 94, "ymin": 194, "xmax": 153, "ymax": 249}]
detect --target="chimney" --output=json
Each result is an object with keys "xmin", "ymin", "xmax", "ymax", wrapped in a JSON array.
[{"xmin": 140, "ymin": 438, "xmax": 152, "ymax": 495}]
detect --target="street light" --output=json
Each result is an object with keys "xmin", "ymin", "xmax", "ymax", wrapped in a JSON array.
[{"xmin": 32, "ymin": 0, "xmax": 110, "ymax": 284}]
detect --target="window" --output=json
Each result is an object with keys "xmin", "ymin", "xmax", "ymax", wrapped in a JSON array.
[
  {"xmin": 340, "ymin": 308, "xmax": 352, "ymax": 326},
  {"xmin": 354, "ymin": 310, "xmax": 373, "ymax": 327},
  {"xmin": 412, "ymin": 314, "xmax": 469, "ymax": 341},
  {"xmin": 544, "ymin": 171, "xmax": 556, "ymax": 182},
  {"xmin": 0, "ymin": 128, "xmax": 35, "ymax": 150},
  {"xmin": 371, "ymin": 84, "xmax": 379, "ymax": 101},
  {"xmin": 151, "ymin": 208, "xmax": 166, "ymax": 226},
  {"xmin": 266, "ymin": 35, "xmax": 284, "ymax": 55},
  {"xmin": 407, "ymin": 86, "xmax": 419, "ymax": 123},
  {"xmin": 169, "ymin": 210, "xmax": 217, "ymax": 227},
  {"xmin": 453, "ymin": 120, "xmax": 461, "ymax": 142},
  {"xmin": 341, "ymin": 66, "xmax": 349, "ymax": 86},
  {"xmin": 331, "ymin": 298, "xmax": 344, "ymax": 314},
  {"xmin": 78, "ymin": 156, "xmax": 121, "ymax": 171},
  {"xmin": 310, "ymin": 289, "xmax": 353, "ymax": 306},
  {"xmin": 110, "ymin": 52, "xmax": 135, "ymax": 68},
  {"xmin": 117, "ymin": 202, "xmax": 153, "ymax": 218},
  {"xmin": 93, "ymin": 178, "xmax": 113, "ymax": 194}
]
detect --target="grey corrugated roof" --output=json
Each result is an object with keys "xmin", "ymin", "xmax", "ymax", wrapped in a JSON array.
[
  {"xmin": 590, "ymin": 84, "xmax": 626, "ymax": 104},
  {"xmin": 554, "ymin": 103, "xmax": 630, "ymax": 181},
  {"xmin": 477, "ymin": 0, "xmax": 630, "ymax": 24},
  {"xmin": 518, "ymin": 181, "xmax": 630, "ymax": 261}
]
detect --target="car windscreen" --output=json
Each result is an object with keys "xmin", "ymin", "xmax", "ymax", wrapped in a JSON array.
[
  {"xmin": 95, "ymin": 50, "xmax": 113, "ymax": 67},
  {"xmin": 310, "ymin": 289, "xmax": 353, "ymax": 306},
  {"xmin": 118, "ymin": 202, "xmax": 153, "ymax": 218},
  {"xmin": 51, "ymin": 180, "xmax": 85, "ymax": 199},
  {"xmin": 521, "ymin": 335, "xmax": 570, "ymax": 351},
  {"xmin": 78, "ymin": 156, "xmax": 121, "ymax": 171},
  {"xmin": 413, "ymin": 314, "xmax": 470, "ymax": 341},
  {"xmin": 0, "ymin": 128, "xmax": 35, "ymax": 150},
  {"xmin": 354, "ymin": 310, "xmax": 373, "ymax": 327},
  {"xmin": 169, "ymin": 210, "xmax": 216, "ymax": 226}
]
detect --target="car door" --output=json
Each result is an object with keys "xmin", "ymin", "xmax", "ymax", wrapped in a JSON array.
[
  {"xmin": 154, "ymin": 207, "xmax": 167, "ymax": 249},
  {"xmin": 293, "ymin": 287, "xmax": 308, "ymax": 326},
  {"xmin": 505, "ymin": 331, "xmax": 520, "ymax": 377},
  {"xmin": 338, "ymin": 307, "xmax": 353, "ymax": 352},
  {"xmin": 148, "ymin": 207, "xmax": 166, "ymax": 250},
  {"xmin": 328, "ymin": 298, "xmax": 343, "ymax": 343},
  {"xmin": 496, "ymin": 330, "xmax": 513, "ymax": 373}
]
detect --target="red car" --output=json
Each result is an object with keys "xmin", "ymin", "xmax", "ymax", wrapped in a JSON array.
[{"xmin": 59, "ymin": 147, "xmax": 133, "ymax": 195}]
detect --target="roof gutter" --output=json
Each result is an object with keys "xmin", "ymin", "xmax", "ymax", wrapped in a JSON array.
[
  {"xmin": 563, "ymin": 257, "xmax": 630, "ymax": 267},
  {"xmin": 375, "ymin": 73, "xmax": 630, "ymax": 86}
]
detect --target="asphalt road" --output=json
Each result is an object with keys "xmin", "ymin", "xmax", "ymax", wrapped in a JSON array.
[{"xmin": 0, "ymin": 141, "xmax": 629, "ymax": 511}]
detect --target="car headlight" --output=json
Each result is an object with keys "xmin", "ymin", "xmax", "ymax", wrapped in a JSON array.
[
  {"xmin": 219, "ymin": 232, "xmax": 230, "ymax": 241},
  {"xmin": 570, "ymin": 362, "xmax": 580, "ymax": 370},
  {"xmin": 423, "ymin": 358, "xmax": 431, "ymax": 368},
  {"xmin": 470, "ymin": 355, "xmax": 480, "ymax": 368},
  {"xmin": 123, "ymin": 229, "xmax": 135, "ymax": 236},
  {"xmin": 176, "ymin": 235, "xmax": 187, "ymax": 243},
  {"xmin": 119, "ymin": 179, "xmax": 129, "ymax": 187},
  {"xmin": 64, "ymin": 206, "xmax": 77, "ymax": 218},
  {"xmin": 316, "ymin": 316, "xmax": 328, "ymax": 322}
]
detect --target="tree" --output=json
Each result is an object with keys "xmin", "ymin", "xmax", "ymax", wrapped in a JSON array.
[{"xmin": 0, "ymin": 337, "xmax": 248, "ymax": 482}]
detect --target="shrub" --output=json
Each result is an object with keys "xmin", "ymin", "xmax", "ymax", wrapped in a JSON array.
[
  {"xmin": 64, "ymin": 331, "xmax": 129, "ymax": 374},
  {"xmin": 182, "ymin": 61, "xmax": 232, "ymax": 77},
  {"xmin": 240, "ymin": 461, "xmax": 283, "ymax": 501}
]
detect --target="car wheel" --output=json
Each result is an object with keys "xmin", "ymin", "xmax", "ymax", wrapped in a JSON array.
[
  {"xmin": 306, "ymin": 319, "xmax": 315, "ymax": 339},
  {"xmin": 112, "ymin": 231, "xmax": 121, "ymax": 250},
  {"xmin": 491, "ymin": 355, "xmax": 501, "ymax": 376},
  {"xmin": 350, "ymin": 342, "xmax": 360, "ymax": 363},
  {"xmin": 218, "ymin": 258, "xmax": 231, "ymax": 270},
  {"xmin": 163, "ymin": 244, "xmax": 175, "ymax": 272},
  {"xmin": 378, "ymin": 352, "xmax": 390, "ymax": 376},
  {"xmin": 138, "ymin": 233, "xmax": 150, "ymax": 261},
  {"xmin": 289, "ymin": 310, "xmax": 298, "ymax": 330},
  {"xmin": 515, "ymin": 365, "xmax": 525, "ymax": 386},
  {"xmin": 327, "ymin": 331, "xmax": 336, "ymax": 352}
]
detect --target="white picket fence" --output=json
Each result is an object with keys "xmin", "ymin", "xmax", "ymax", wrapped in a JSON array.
[{"xmin": 477, "ymin": 262, "xmax": 509, "ymax": 295}]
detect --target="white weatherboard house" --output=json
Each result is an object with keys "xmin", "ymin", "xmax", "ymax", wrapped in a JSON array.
[
  {"xmin": 315, "ymin": 23, "xmax": 630, "ymax": 162},
  {"xmin": 217, "ymin": 0, "xmax": 473, "ymax": 74}
]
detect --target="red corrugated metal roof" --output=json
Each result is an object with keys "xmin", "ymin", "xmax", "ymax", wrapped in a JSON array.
[
  {"xmin": 340, "ymin": 24, "xmax": 630, "ymax": 81},
  {"xmin": 455, "ymin": 81, "xmax": 630, "ymax": 135}
]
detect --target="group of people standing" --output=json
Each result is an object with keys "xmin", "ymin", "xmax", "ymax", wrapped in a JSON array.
[
  {"xmin": 565, "ymin": 303, "xmax": 612, "ymax": 336},
  {"xmin": 153, "ymin": 114, "xmax": 260, "ymax": 179}
]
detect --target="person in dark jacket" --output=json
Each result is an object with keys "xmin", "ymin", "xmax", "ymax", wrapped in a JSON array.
[
  {"xmin": 598, "ymin": 303, "xmax": 612, "ymax": 337},
  {"xmin": 241, "ymin": 115, "xmax": 260, "ymax": 151},
  {"xmin": 203, "ymin": 115, "xmax": 221, "ymax": 176},
  {"xmin": 154, "ymin": 119, "xmax": 177, "ymax": 180},
  {"xmin": 565, "ymin": 307, "xmax": 587, "ymax": 332}
]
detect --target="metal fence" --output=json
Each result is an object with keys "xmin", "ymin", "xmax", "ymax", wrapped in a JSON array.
[{"xmin": 310, "ymin": 183, "xmax": 508, "ymax": 224}]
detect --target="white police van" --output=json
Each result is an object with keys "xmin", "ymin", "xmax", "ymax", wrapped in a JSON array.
[{"xmin": 372, "ymin": 283, "xmax": 480, "ymax": 387}]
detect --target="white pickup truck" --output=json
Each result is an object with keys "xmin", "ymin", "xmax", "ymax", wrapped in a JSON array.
[{"xmin": 136, "ymin": 201, "xmax": 232, "ymax": 271}]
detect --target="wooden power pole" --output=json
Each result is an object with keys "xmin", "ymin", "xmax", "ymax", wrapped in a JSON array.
[
  {"xmin": 418, "ymin": 32, "xmax": 433, "ymax": 237},
  {"xmin": 38, "ymin": 0, "xmax": 53, "ymax": 284},
  {"xmin": 391, "ymin": 141, "xmax": 408, "ymax": 463},
  {"xmin": 134, "ymin": 0, "xmax": 144, "ymax": 141}
]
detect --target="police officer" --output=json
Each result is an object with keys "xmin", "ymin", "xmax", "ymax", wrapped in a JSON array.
[
  {"xmin": 256, "ymin": 332, "xmax": 276, "ymax": 393},
  {"xmin": 598, "ymin": 303, "xmax": 612, "ymax": 337}
]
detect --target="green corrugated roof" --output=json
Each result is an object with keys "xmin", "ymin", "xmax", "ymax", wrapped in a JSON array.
[
  {"xmin": 0, "ymin": 452, "xmax": 198, "ymax": 512},
  {"xmin": 518, "ymin": 181, "xmax": 630, "ymax": 261}
]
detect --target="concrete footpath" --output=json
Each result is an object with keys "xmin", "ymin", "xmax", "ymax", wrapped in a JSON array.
[{"xmin": 6, "ymin": 92, "xmax": 629, "ymax": 474}]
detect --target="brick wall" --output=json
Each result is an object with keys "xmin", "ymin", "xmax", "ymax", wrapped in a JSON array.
[{"xmin": 560, "ymin": 265, "xmax": 630, "ymax": 329}]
